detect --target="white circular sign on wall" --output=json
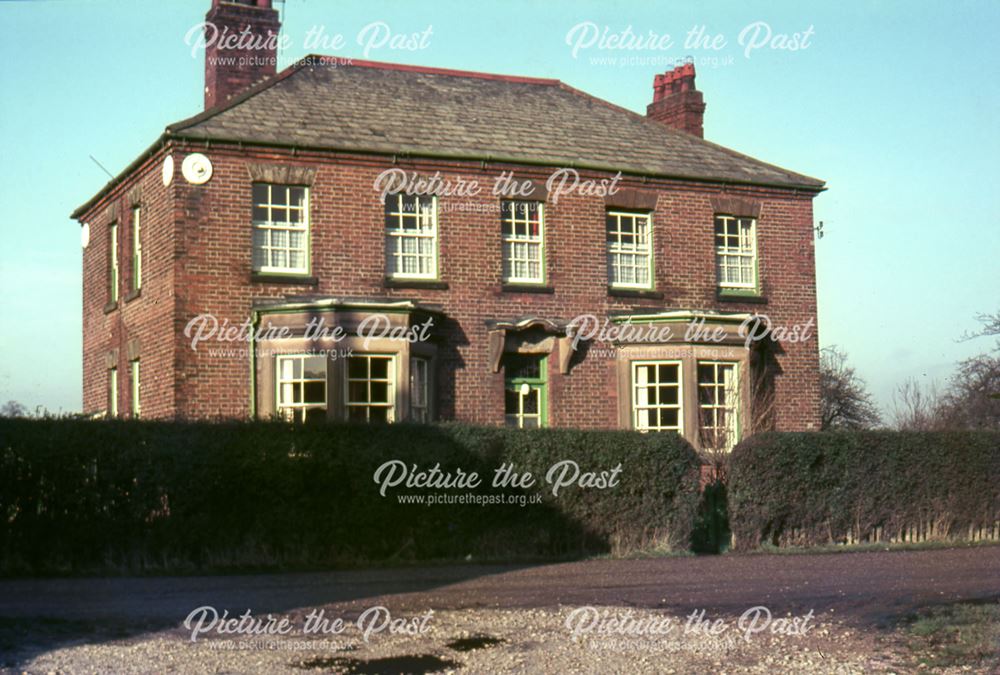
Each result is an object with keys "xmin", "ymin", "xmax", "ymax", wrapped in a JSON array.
[
  {"xmin": 162, "ymin": 154, "xmax": 174, "ymax": 186},
  {"xmin": 81, "ymin": 222, "xmax": 91, "ymax": 249},
  {"xmin": 181, "ymin": 153, "xmax": 213, "ymax": 185}
]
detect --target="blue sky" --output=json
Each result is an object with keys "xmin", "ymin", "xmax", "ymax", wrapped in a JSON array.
[{"xmin": 0, "ymin": 0, "xmax": 997, "ymax": 416}]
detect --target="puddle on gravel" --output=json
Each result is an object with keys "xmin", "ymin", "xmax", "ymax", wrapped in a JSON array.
[
  {"xmin": 445, "ymin": 634, "xmax": 506, "ymax": 652},
  {"xmin": 293, "ymin": 654, "xmax": 462, "ymax": 673}
]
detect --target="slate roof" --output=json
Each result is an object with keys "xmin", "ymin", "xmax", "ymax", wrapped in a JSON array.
[
  {"xmin": 73, "ymin": 58, "xmax": 823, "ymax": 219},
  {"xmin": 167, "ymin": 58, "xmax": 824, "ymax": 191}
]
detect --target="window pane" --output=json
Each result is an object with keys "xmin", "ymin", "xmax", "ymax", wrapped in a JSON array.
[
  {"xmin": 370, "ymin": 382, "xmax": 389, "ymax": 404},
  {"xmin": 303, "ymin": 381, "xmax": 325, "ymax": 403},
  {"xmin": 348, "ymin": 381, "xmax": 368, "ymax": 403},
  {"xmin": 370, "ymin": 358, "xmax": 389, "ymax": 380}
]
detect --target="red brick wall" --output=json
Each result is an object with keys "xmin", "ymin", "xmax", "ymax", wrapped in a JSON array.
[
  {"xmin": 79, "ymin": 141, "xmax": 821, "ymax": 431},
  {"xmin": 81, "ymin": 149, "xmax": 178, "ymax": 418}
]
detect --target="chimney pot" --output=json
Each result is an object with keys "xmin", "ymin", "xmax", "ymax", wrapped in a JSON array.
[
  {"xmin": 203, "ymin": 0, "xmax": 281, "ymax": 109},
  {"xmin": 645, "ymin": 63, "xmax": 706, "ymax": 138}
]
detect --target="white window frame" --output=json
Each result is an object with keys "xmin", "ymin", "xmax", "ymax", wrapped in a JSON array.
[
  {"xmin": 385, "ymin": 194, "xmax": 438, "ymax": 279},
  {"xmin": 501, "ymin": 201, "xmax": 544, "ymax": 284},
  {"xmin": 697, "ymin": 361, "xmax": 740, "ymax": 452},
  {"xmin": 631, "ymin": 360, "xmax": 683, "ymax": 433},
  {"xmin": 131, "ymin": 205, "xmax": 142, "ymax": 292},
  {"xmin": 607, "ymin": 210, "xmax": 654, "ymax": 289},
  {"xmin": 715, "ymin": 215, "xmax": 757, "ymax": 290},
  {"xmin": 108, "ymin": 367, "xmax": 118, "ymax": 418},
  {"xmin": 275, "ymin": 354, "xmax": 327, "ymax": 422},
  {"xmin": 109, "ymin": 222, "xmax": 119, "ymax": 302},
  {"xmin": 252, "ymin": 184, "xmax": 310, "ymax": 275},
  {"xmin": 409, "ymin": 356, "xmax": 429, "ymax": 423},
  {"xmin": 346, "ymin": 354, "xmax": 396, "ymax": 423},
  {"xmin": 130, "ymin": 359, "xmax": 141, "ymax": 418}
]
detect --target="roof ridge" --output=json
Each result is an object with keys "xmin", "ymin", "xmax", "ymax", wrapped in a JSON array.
[
  {"xmin": 320, "ymin": 56, "xmax": 561, "ymax": 85},
  {"xmin": 167, "ymin": 55, "xmax": 563, "ymax": 135}
]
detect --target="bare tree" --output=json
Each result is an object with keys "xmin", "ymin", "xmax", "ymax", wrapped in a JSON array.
[
  {"xmin": 959, "ymin": 310, "xmax": 1000, "ymax": 343},
  {"xmin": 935, "ymin": 353, "xmax": 1000, "ymax": 431},
  {"xmin": 891, "ymin": 377, "xmax": 941, "ymax": 431},
  {"xmin": 0, "ymin": 400, "xmax": 28, "ymax": 418},
  {"xmin": 820, "ymin": 346, "xmax": 881, "ymax": 430}
]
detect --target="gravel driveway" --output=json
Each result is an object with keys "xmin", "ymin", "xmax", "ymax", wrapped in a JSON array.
[{"xmin": 1, "ymin": 546, "xmax": 998, "ymax": 673}]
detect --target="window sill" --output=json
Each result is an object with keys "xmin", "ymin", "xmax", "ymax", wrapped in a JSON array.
[
  {"xmin": 103, "ymin": 300, "xmax": 118, "ymax": 314},
  {"xmin": 251, "ymin": 273, "xmax": 319, "ymax": 286},
  {"xmin": 717, "ymin": 290, "xmax": 768, "ymax": 304},
  {"xmin": 384, "ymin": 277, "xmax": 449, "ymax": 290},
  {"xmin": 501, "ymin": 283, "xmax": 554, "ymax": 294},
  {"xmin": 608, "ymin": 287, "xmax": 663, "ymax": 300},
  {"xmin": 124, "ymin": 288, "xmax": 141, "ymax": 303}
]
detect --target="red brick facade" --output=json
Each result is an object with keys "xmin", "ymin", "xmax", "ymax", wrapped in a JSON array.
[
  {"xmin": 77, "ymin": 6, "xmax": 821, "ymax": 443},
  {"xmin": 79, "ymin": 140, "xmax": 821, "ymax": 436}
]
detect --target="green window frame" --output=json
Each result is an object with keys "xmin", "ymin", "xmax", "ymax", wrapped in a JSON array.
[{"xmin": 503, "ymin": 354, "xmax": 547, "ymax": 428}]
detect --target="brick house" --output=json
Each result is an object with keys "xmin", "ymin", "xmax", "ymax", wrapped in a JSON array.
[{"xmin": 73, "ymin": 0, "xmax": 824, "ymax": 451}]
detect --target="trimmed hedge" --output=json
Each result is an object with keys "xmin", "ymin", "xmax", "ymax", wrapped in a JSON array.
[
  {"xmin": 0, "ymin": 419, "xmax": 701, "ymax": 575},
  {"xmin": 729, "ymin": 431, "xmax": 1000, "ymax": 550}
]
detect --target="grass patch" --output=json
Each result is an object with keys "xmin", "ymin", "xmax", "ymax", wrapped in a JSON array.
[
  {"xmin": 745, "ymin": 539, "xmax": 1000, "ymax": 557},
  {"xmin": 899, "ymin": 599, "xmax": 1000, "ymax": 671}
]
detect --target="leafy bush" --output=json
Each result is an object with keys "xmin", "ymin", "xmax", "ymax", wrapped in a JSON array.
[
  {"xmin": 728, "ymin": 431, "xmax": 1000, "ymax": 550},
  {"xmin": 0, "ymin": 419, "xmax": 701, "ymax": 575}
]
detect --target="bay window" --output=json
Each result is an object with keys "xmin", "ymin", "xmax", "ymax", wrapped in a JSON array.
[{"xmin": 276, "ymin": 354, "xmax": 327, "ymax": 422}]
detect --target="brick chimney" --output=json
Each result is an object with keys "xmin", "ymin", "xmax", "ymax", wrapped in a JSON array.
[
  {"xmin": 204, "ymin": 0, "xmax": 281, "ymax": 109},
  {"xmin": 646, "ymin": 63, "xmax": 706, "ymax": 138}
]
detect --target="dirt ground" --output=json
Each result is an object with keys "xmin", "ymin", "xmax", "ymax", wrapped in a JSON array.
[{"xmin": 2, "ymin": 546, "xmax": 998, "ymax": 673}]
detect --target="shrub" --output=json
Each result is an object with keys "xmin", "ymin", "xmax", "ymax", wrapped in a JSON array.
[
  {"xmin": 0, "ymin": 419, "xmax": 701, "ymax": 575},
  {"xmin": 728, "ymin": 431, "xmax": 1000, "ymax": 550}
]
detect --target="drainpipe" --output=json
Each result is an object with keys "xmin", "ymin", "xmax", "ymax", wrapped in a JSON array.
[{"xmin": 249, "ymin": 308, "xmax": 260, "ymax": 419}]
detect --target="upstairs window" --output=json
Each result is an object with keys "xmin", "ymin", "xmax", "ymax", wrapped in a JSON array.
[
  {"xmin": 131, "ymin": 206, "xmax": 142, "ymax": 292},
  {"xmin": 276, "ymin": 354, "xmax": 327, "ymax": 422},
  {"xmin": 385, "ymin": 194, "xmax": 437, "ymax": 279},
  {"xmin": 501, "ymin": 201, "xmax": 544, "ymax": 284},
  {"xmin": 109, "ymin": 222, "xmax": 119, "ymax": 303},
  {"xmin": 252, "ymin": 184, "xmax": 309, "ymax": 274},
  {"xmin": 607, "ymin": 211, "xmax": 653, "ymax": 289},
  {"xmin": 714, "ymin": 215, "xmax": 757, "ymax": 290}
]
